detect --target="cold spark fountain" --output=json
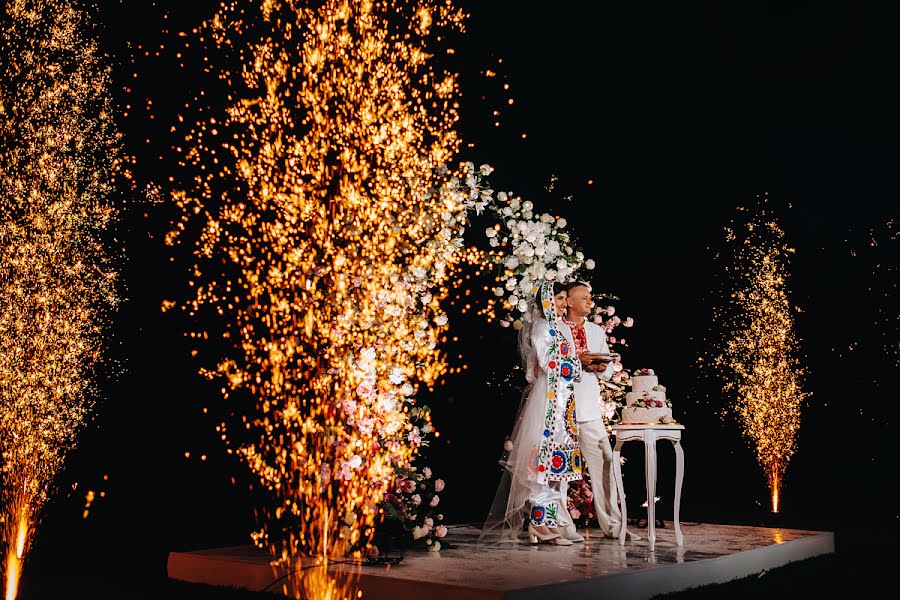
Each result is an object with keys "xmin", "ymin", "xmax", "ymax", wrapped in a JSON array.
[
  {"xmin": 715, "ymin": 197, "xmax": 809, "ymax": 513},
  {"xmin": 0, "ymin": 1, "xmax": 123, "ymax": 598},
  {"xmin": 164, "ymin": 1, "xmax": 477, "ymax": 597}
]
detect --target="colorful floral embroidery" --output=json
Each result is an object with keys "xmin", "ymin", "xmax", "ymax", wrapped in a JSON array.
[
  {"xmin": 536, "ymin": 282, "xmax": 584, "ymax": 484},
  {"xmin": 572, "ymin": 449, "xmax": 583, "ymax": 474},
  {"xmin": 565, "ymin": 399, "xmax": 578, "ymax": 437},
  {"xmin": 550, "ymin": 450, "xmax": 567, "ymax": 474}
]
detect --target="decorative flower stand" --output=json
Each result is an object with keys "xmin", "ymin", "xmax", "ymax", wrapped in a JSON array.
[{"xmin": 611, "ymin": 424, "xmax": 685, "ymax": 552}]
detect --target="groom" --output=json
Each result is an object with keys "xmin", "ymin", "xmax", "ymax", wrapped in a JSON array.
[{"xmin": 557, "ymin": 281, "xmax": 640, "ymax": 542}]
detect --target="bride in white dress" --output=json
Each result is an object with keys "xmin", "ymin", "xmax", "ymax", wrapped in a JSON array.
[{"xmin": 479, "ymin": 281, "xmax": 585, "ymax": 545}]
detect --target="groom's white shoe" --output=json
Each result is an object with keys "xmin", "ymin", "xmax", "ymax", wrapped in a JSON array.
[
  {"xmin": 559, "ymin": 524, "xmax": 584, "ymax": 543},
  {"xmin": 607, "ymin": 525, "xmax": 641, "ymax": 542}
]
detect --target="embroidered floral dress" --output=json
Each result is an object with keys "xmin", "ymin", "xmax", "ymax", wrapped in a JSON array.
[{"xmin": 525, "ymin": 285, "xmax": 584, "ymax": 527}]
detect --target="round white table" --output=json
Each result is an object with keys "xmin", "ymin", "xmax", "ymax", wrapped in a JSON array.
[{"xmin": 611, "ymin": 423, "xmax": 685, "ymax": 551}]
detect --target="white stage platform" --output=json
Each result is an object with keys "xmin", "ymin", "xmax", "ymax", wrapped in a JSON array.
[{"xmin": 168, "ymin": 522, "xmax": 834, "ymax": 599}]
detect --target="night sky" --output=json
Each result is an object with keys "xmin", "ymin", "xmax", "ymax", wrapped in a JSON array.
[{"xmin": 37, "ymin": 0, "xmax": 897, "ymax": 558}]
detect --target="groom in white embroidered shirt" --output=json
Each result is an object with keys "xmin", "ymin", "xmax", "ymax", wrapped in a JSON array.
[{"xmin": 558, "ymin": 281, "xmax": 640, "ymax": 541}]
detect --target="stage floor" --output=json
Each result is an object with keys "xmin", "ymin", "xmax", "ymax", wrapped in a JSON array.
[{"xmin": 168, "ymin": 522, "xmax": 834, "ymax": 599}]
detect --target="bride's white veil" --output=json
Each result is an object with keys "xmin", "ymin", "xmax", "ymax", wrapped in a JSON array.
[{"xmin": 478, "ymin": 281, "xmax": 562, "ymax": 544}]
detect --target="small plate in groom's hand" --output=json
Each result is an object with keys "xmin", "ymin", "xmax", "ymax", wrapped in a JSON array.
[{"xmin": 585, "ymin": 352, "xmax": 620, "ymax": 363}]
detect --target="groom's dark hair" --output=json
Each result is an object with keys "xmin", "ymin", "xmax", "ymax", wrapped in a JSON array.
[{"xmin": 563, "ymin": 281, "xmax": 590, "ymax": 294}]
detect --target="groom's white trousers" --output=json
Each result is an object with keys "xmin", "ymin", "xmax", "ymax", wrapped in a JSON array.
[{"xmin": 558, "ymin": 417, "xmax": 622, "ymax": 537}]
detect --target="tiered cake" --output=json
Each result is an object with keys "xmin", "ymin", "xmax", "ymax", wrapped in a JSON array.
[{"xmin": 621, "ymin": 369, "xmax": 675, "ymax": 424}]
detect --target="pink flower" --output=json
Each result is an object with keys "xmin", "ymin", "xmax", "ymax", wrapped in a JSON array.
[
  {"xmin": 434, "ymin": 478, "xmax": 445, "ymax": 492},
  {"xmin": 339, "ymin": 455, "xmax": 363, "ymax": 480},
  {"xmin": 356, "ymin": 379, "xmax": 376, "ymax": 401},
  {"xmin": 435, "ymin": 525, "xmax": 448, "ymax": 539},
  {"xmin": 624, "ymin": 317, "xmax": 634, "ymax": 328},
  {"xmin": 500, "ymin": 320, "xmax": 510, "ymax": 328},
  {"xmin": 430, "ymin": 495, "xmax": 440, "ymax": 507},
  {"xmin": 608, "ymin": 336, "xmax": 616, "ymax": 344},
  {"xmin": 411, "ymin": 494, "xmax": 422, "ymax": 506},
  {"xmin": 424, "ymin": 517, "xmax": 434, "ymax": 527},
  {"xmin": 606, "ymin": 306, "xmax": 615, "ymax": 316},
  {"xmin": 423, "ymin": 467, "xmax": 432, "ymax": 479},
  {"xmin": 570, "ymin": 507, "xmax": 581, "ymax": 519},
  {"xmin": 397, "ymin": 477, "xmax": 416, "ymax": 493},
  {"xmin": 342, "ymin": 398, "xmax": 357, "ymax": 415},
  {"xmin": 408, "ymin": 427, "xmax": 422, "ymax": 445},
  {"xmin": 367, "ymin": 545, "xmax": 379, "ymax": 558},
  {"xmin": 593, "ymin": 316, "xmax": 603, "ymax": 324}
]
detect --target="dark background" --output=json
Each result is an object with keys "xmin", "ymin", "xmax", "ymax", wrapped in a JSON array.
[{"xmin": 28, "ymin": 0, "xmax": 898, "ymax": 576}]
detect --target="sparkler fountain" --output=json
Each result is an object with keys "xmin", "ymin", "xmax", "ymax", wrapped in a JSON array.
[
  {"xmin": 714, "ymin": 198, "xmax": 809, "ymax": 513},
  {"xmin": 0, "ymin": 1, "xmax": 123, "ymax": 598},
  {"xmin": 164, "ymin": 1, "xmax": 479, "ymax": 596}
]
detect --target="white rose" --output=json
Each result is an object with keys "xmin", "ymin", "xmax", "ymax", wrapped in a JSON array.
[
  {"xmin": 508, "ymin": 295, "xmax": 519, "ymax": 306},
  {"xmin": 505, "ymin": 257, "xmax": 519, "ymax": 269},
  {"xmin": 585, "ymin": 259, "xmax": 596, "ymax": 270},
  {"xmin": 544, "ymin": 269, "xmax": 556, "ymax": 280},
  {"xmin": 494, "ymin": 287, "xmax": 505, "ymax": 296},
  {"xmin": 517, "ymin": 300, "xmax": 528, "ymax": 312},
  {"xmin": 485, "ymin": 227, "xmax": 496, "ymax": 238},
  {"xmin": 435, "ymin": 314, "xmax": 448, "ymax": 326},
  {"xmin": 556, "ymin": 258, "xmax": 567, "ymax": 270},
  {"xmin": 522, "ymin": 200, "xmax": 534, "ymax": 212},
  {"xmin": 556, "ymin": 218, "xmax": 567, "ymax": 229},
  {"xmin": 497, "ymin": 191, "xmax": 508, "ymax": 202}
]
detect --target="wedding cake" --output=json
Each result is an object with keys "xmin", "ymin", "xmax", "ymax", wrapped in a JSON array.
[{"xmin": 621, "ymin": 369, "xmax": 675, "ymax": 424}]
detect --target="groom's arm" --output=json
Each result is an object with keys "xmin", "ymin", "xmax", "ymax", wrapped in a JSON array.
[{"xmin": 587, "ymin": 324, "xmax": 615, "ymax": 381}]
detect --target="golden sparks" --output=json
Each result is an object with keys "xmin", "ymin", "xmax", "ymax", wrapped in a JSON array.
[
  {"xmin": 164, "ymin": 1, "xmax": 469, "ymax": 596},
  {"xmin": 715, "ymin": 196, "xmax": 809, "ymax": 513},
  {"xmin": 0, "ymin": 1, "xmax": 123, "ymax": 598}
]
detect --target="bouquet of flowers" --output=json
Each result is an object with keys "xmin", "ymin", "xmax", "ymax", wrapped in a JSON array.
[
  {"xmin": 566, "ymin": 478, "xmax": 596, "ymax": 528},
  {"xmin": 377, "ymin": 462, "xmax": 448, "ymax": 553}
]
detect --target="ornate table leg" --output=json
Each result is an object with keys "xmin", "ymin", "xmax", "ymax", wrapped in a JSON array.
[
  {"xmin": 673, "ymin": 438, "xmax": 684, "ymax": 547},
  {"xmin": 645, "ymin": 430, "xmax": 657, "ymax": 552},
  {"xmin": 612, "ymin": 437, "xmax": 627, "ymax": 546}
]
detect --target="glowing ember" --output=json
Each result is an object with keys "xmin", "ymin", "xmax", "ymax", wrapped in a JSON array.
[
  {"xmin": 164, "ymin": 1, "xmax": 471, "ymax": 596},
  {"xmin": 0, "ymin": 1, "xmax": 123, "ymax": 596},
  {"xmin": 714, "ymin": 196, "xmax": 808, "ymax": 513}
]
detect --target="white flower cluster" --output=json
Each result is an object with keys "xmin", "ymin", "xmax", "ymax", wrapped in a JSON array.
[{"xmin": 483, "ymin": 189, "xmax": 595, "ymax": 326}]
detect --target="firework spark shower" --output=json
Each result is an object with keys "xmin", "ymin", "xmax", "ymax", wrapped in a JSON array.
[
  {"xmin": 0, "ymin": 1, "xmax": 123, "ymax": 598},
  {"xmin": 163, "ymin": 0, "xmax": 484, "ymax": 595},
  {"xmin": 714, "ymin": 197, "xmax": 809, "ymax": 513}
]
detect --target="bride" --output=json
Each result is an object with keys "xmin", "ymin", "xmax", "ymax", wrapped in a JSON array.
[{"xmin": 479, "ymin": 281, "xmax": 585, "ymax": 545}]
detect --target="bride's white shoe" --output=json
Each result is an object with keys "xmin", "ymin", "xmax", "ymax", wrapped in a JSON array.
[{"xmin": 527, "ymin": 524, "xmax": 573, "ymax": 546}]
